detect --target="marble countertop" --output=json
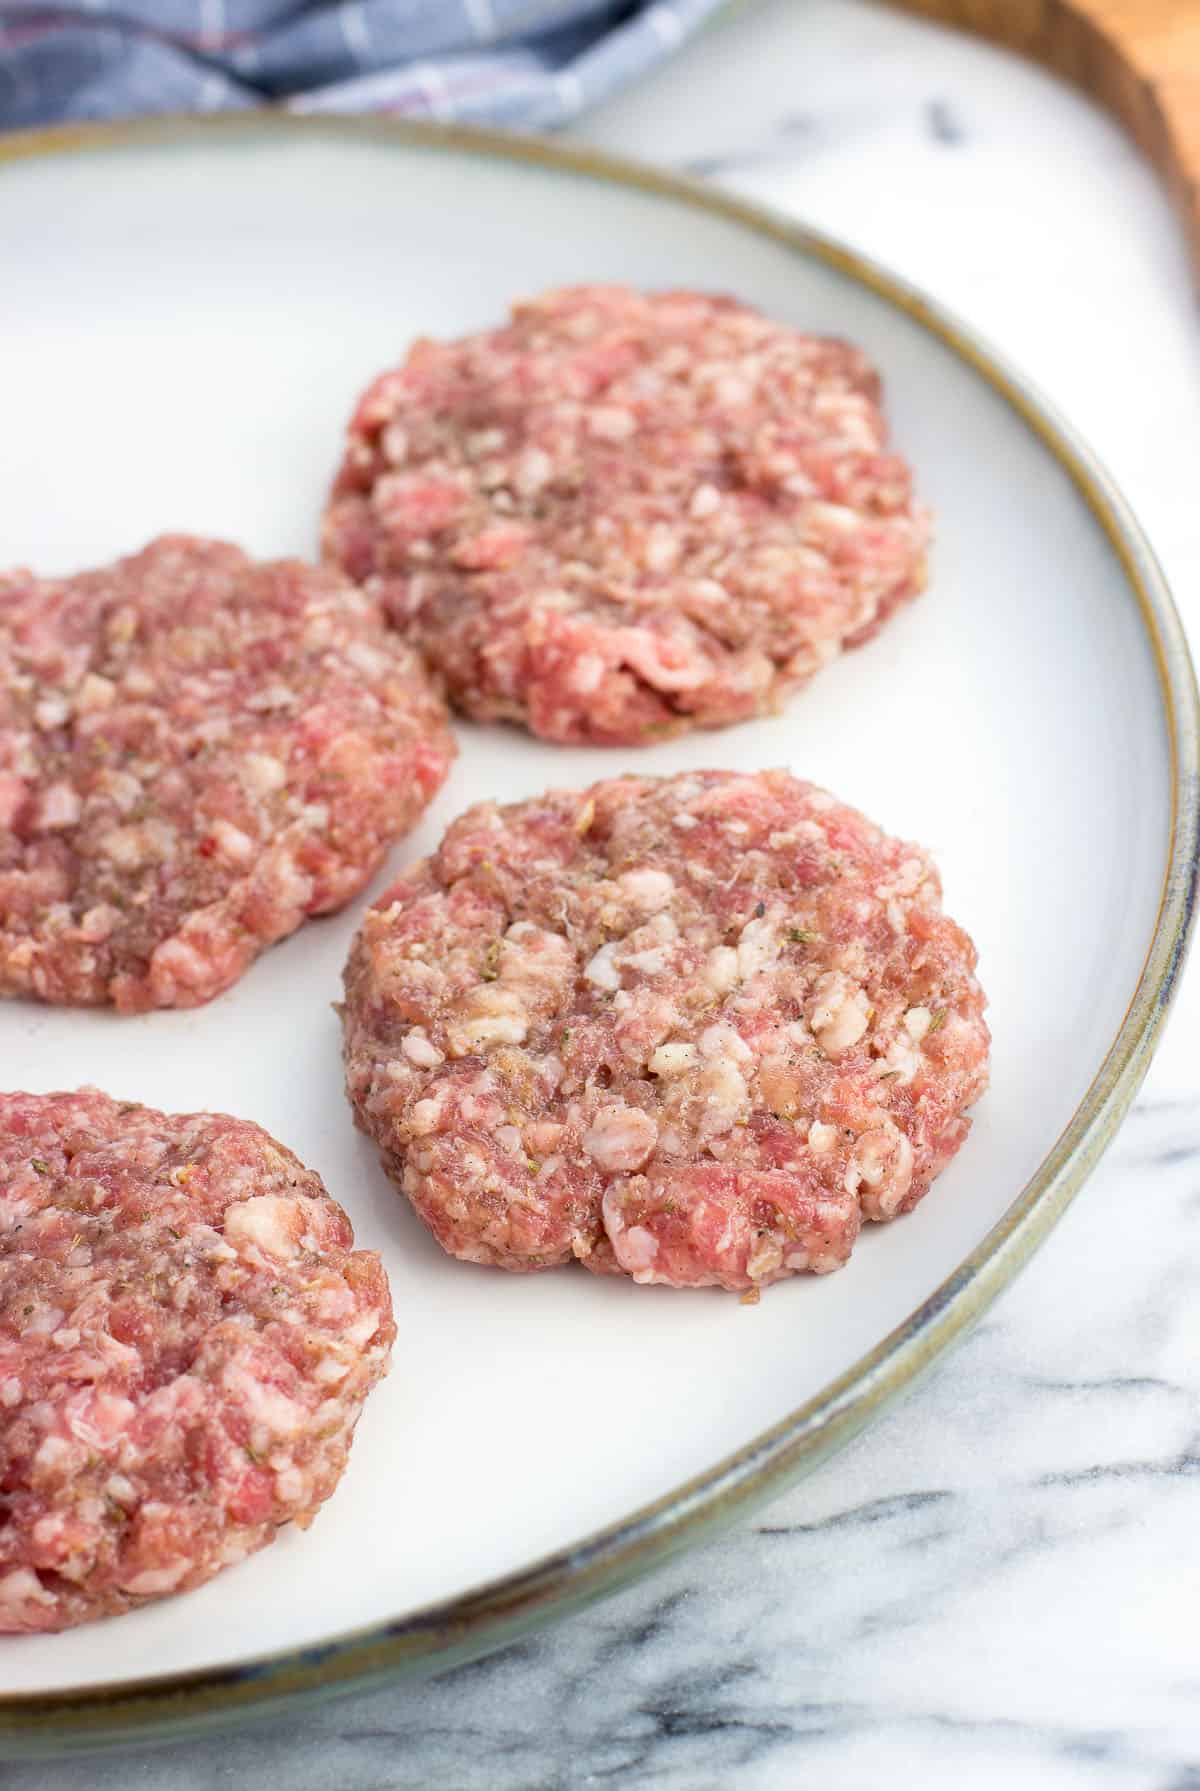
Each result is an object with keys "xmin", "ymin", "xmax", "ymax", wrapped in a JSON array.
[{"xmin": 17, "ymin": 3, "xmax": 1200, "ymax": 1786}]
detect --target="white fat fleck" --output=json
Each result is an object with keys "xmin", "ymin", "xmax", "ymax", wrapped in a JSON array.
[
  {"xmin": 736, "ymin": 914, "xmax": 779, "ymax": 983},
  {"xmin": 649, "ymin": 1042, "xmax": 699, "ymax": 1077},
  {"xmin": 877, "ymin": 857, "xmax": 926, "ymax": 900},
  {"xmin": 747, "ymin": 1235, "xmax": 784, "ymax": 1282},
  {"xmin": 74, "ymin": 672, "xmax": 116, "ymax": 713},
  {"xmin": 809, "ymin": 972, "xmax": 870, "ymax": 1058},
  {"xmin": 209, "ymin": 818, "xmax": 256, "ymax": 866},
  {"xmin": 381, "ymin": 421, "xmax": 408, "ymax": 463},
  {"xmin": 242, "ymin": 752, "xmax": 288, "ymax": 796},
  {"xmin": 807, "ymin": 501, "xmax": 860, "ymax": 536},
  {"xmin": 715, "ymin": 373, "xmax": 751, "ymax": 405},
  {"xmin": 402, "ymin": 1029, "xmax": 444, "ymax": 1068},
  {"xmin": 274, "ymin": 1466, "xmax": 307, "ymax": 1505},
  {"xmin": 79, "ymin": 904, "xmax": 120, "ymax": 943},
  {"xmin": 583, "ymin": 1103, "xmax": 658, "ymax": 1172},
  {"xmin": 344, "ymin": 639, "xmax": 390, "ymax": 679},
  {"xmin": 223, "ymin": 1359, "xmax": 307, "ymax": 1436},
  {"xmin": 704, "ymin": 945, "xmax": 739, "ymax": 995},
  {"xmin": 447, "ymin": 987, "xmax": 528, "ymax": 1053},
  {"xmin": 867, "ymin": 1132, "xmax": 915, "ymax": 1216},
  {"xmin": 697, "ymin": 1057, "xmax": 748, "ymax": 1136},
  {"xmin": 345, "ymin": 1308, "xmax": 381, "ymax": 1348},
  {"xmin": 644, "ymin": 527, "xmax": 679, "ymax": 573},
  {"xmin": 99, "ymin": 824, "xmax": 151, "ymax": 869},
  {"xmin": 24, "ymin": 1306, "xmax": 65, "ymax": 1336},
  {"xmin": 621, "ymin": 1225, "xmax": 660, "ymax": 1272},
  {"xmin": 700, "ymin": 1022, "xmax": 752, "ymax": 1064},
  {"xmin": 0, "ymin": 1378, "xmax": 20, "ymax": 1407},
  {"xmin": 121, "ymin": 1562, "xmax": 189, "ymax": 1596},
  {"xmin": 408, "ymin": 1097, "xmax": 442, "ymax": 1136},
  {"xmin": 35, "ymin": 782, "xmax": 81, "ymax": 831},
  {"xmin": 34, "ymin": 1435, "xmax": 76, "ymax": 1471},
  {"xmin": 313, "ymin": 1356, "xmax": 349, "ymax": 1385},
  {"xmin": 690, "ymin": 483, "xmax": 721, "ymax": 518},
  {"xmin": 246, "ymin": 683, "xmax": 296, "ymax": 713},
  {"xmin": 96, "ymin": 768, "xmax": 142, "ymax": 813},
  {"xmin": 224, "ymin": 1195, "xmax": 303, "ymax": 1260},
  {"xmin": 617, "ymin": 868, "xmax": 674, "ymax": 912},
  {"xmin": 568, "ymin": 653, "xmax": 606, "ymax": 695},
  {"xmin": 622, "ymin": 946, "xmax": 671, "ymax": 974},
  {"xmin": 34, "ymin": 694, "xmax": 70, "ymax": 730},
  {"xmin": 514, "ymin": 446, "xmax": 553, "ymax": 495},
  {"xmin": 808, "ymin": 1121, "xmax": 838, "ymax": 1155},
  {"xmin": 879, "ymin": 1035, "xmax": 922, "ymax": 1086},
  {"xmin": 0, "ymin": 1569, "xmax": 55, "ymax": 1609},
  {"xmin": 672, "ymin": 812, "xmax": 699, "ymax": 830},
  {"xmin": 584, "ymin": 941, "xmax": 621, "ymax": 991},
  {"xmin": 465, "ymin": 426, "xmax": 505, "ymax": 457},
  {"xmin": 904, "ymin": 1006, "xmax": 932, "ymax": 1042},
  {"xmin": 588, "ymin": 406, "xmax": 635, "ymax": 440}
]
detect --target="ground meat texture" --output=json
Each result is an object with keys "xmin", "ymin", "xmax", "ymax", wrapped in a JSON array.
[
  {"xmin": 0, "ymin": 1089, "xmax": 394, "ymax": 1633},
  {"xmin": 341, "ymin": 770, "xmax": 989, "ymax": 1292},
  {"xmin": 0, "ymin": 535, "xmax": 456, "ymax": 1011},
  {"xmin": 322, "ymin": 286, "xmax": 928, "ymax": 746}
]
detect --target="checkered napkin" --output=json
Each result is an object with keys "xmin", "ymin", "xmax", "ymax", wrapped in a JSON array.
[{"xmin": 0, "ymin": 1, "xmax": 724, "ymax": 130}]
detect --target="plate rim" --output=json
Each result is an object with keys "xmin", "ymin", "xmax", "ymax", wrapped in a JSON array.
[{"xmin": 1, "ymin": 110, "xmax": 1196, "ymax": 1757}]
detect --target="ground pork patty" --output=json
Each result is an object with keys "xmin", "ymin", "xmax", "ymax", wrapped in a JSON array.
[
  {"xmin": 0, "ymin": 535, "xmax": 456, "ymax": 1011},
  {"xmin": 322, "ymin": 285, "xmax": 929, "ymax": 746},
  {"xmin": 0, "ymin": 1088, "xmax": 394, "ymax": 1633},
  {"xmin": 341, "ymin": 769, "xmax": 989, "ymax": 1291}
]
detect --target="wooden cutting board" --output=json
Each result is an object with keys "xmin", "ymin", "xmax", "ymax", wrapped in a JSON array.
[{"xmin": 888, "ymin": 0, "xmax": 1200, "ymax": 280}]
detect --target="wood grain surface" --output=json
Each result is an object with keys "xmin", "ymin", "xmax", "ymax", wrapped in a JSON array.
[{"xmin": 889, "ymin": 0, "xmax": 1200, "ymax": 280}]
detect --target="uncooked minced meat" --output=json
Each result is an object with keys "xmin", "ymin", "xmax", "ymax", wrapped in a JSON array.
[
  {"xmin": 341, "ymin": 769, "xmax": 988, "ymax": 1291},
  {"xmin": 0, "ymin": 1088, "xmax": 394, "ymax": 1632},
  {"xmin": 0, "ymin": 535, "xmax": 455, "ymax": 1010},
  {"xmin": 323, "ymin": 287, "xmax": 928, "ymax": 744}
]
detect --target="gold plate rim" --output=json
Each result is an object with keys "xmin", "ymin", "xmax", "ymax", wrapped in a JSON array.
[{"xmin": 1, "ymin": 111, "xmax": 1196, "ymax": 1757}]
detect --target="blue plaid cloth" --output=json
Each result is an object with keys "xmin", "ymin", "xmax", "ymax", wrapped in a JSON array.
[{"xmin": 0, "ymin": 1, "xmax": 723, "ymax": 131}]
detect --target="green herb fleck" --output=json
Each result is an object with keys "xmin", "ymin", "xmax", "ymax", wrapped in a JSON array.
[
  {"xmin": 30, "ymin": 1158, "xmax": 49, "ymax": 1175},
  {"xmin": 786, "ymin": 928, "xmax": 818, "ymax": 946},
  {"xmin": 927, "ymin": 1008, "xmax": 948, "ymax": 1034},
  {"xmin": 480, "ymin": 940, "xmax": 502, "ymax": 982}
]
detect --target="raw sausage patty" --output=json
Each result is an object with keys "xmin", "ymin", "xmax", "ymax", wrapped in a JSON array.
[
  {"xmin": 341, "ymin": 770, "xmax": 989, "ymax": 1291},
  {"xmin": 0, "ymin": 535, "xmax": 455, "ymax": 1010},
  {"xmin": 322, "ymin": 286, "xmax": 929, "ymax": 745},
  {"xmin": 0, "ymin": 1088, "xmax": 394, "ymax": 1633}
]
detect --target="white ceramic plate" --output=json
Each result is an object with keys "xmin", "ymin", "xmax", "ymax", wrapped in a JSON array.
[{"xmin": 0, "ymin": 118, "xmax": 1195, "ymax": 1753}]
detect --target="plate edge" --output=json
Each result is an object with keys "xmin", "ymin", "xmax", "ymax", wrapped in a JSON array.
[{"xmin": 0, "ymin": 110, "xmax": 1196, "ymax": 1756}]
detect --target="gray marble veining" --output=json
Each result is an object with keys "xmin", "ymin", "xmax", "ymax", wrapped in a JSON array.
[{"xmin": 9, "ymin": 2, "xmax": 1200, "ymax": 1785}]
